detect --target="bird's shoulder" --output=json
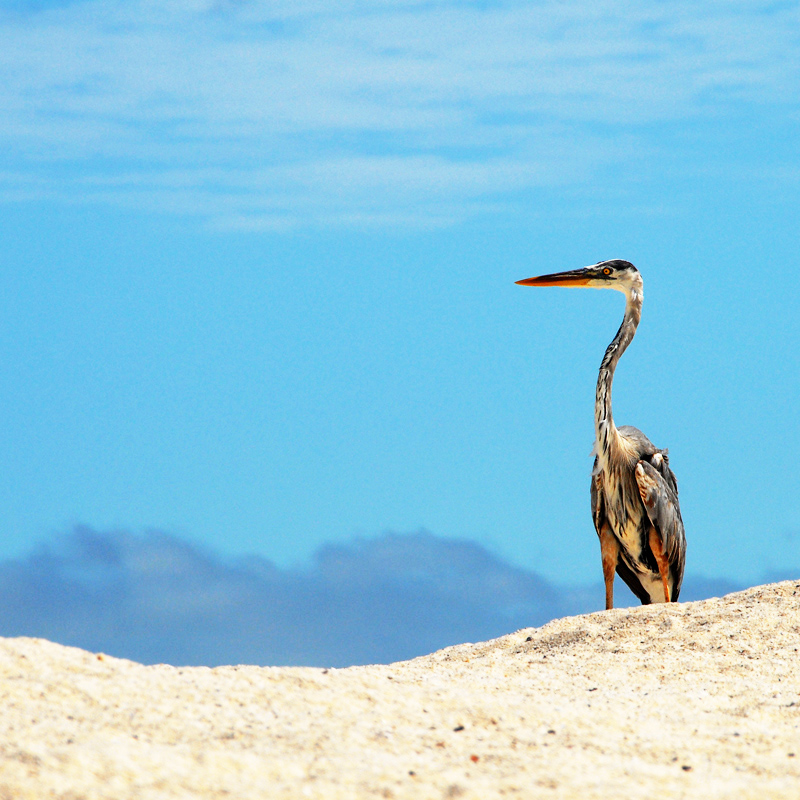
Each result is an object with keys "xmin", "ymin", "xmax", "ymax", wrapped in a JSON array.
[
  {"xmin": 616, "ymin": 425, "xmax": 657, "ymax": 456},
  {"xmin": 615, "ymin": 425, "xmax": 679, "ymax": 494}
]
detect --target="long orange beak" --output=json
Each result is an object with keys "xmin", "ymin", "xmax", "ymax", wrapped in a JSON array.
[{"xmin": 516, "ymin": 268, "xmax": 593, "ymax": 287}]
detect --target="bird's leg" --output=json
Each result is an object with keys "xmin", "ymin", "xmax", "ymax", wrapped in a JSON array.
[
  {"xmin": 598, "ymin": 525, "xmax": 619, "ymax": 610},
  {"xmin": 648, "ymin": 527, "xmax": 671, "ymax": 603}
]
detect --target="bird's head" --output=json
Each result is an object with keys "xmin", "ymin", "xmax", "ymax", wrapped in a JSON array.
[{"xmin": 516, "ymin": 259, "xmax": 642, "ymax": 296}]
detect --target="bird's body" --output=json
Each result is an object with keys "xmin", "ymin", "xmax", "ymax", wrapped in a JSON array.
[
  {"xmin": 591, "ymin": 424, "xmax": 684, "ymax": 606},
  {"xmin": 517, "ymin": 259, "xmax": 686, "ymax": 609}
]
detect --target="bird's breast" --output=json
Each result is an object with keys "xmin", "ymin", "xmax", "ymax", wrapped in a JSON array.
[{"xmin": 600, "ymin": 466, "xmax": 648, "ymax": 562}]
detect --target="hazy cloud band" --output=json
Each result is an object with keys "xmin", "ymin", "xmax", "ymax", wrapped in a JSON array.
[{"xmin": 0, "ymin": 527, "xmax": 748, "ymax": 667}]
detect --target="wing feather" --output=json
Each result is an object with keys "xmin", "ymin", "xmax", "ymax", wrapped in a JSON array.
[{"xmin": 634, "ymin": 459, "xmax": 686, "ymax": 599}]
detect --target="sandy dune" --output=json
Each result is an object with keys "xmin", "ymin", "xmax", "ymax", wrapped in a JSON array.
[{"xmin": 1, "ymin": 580, "xmax": 798, "ymax": 799}]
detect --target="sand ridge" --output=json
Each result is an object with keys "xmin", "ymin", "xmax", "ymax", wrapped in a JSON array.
[{"xmin": 1, "ymin": 580, "xmax": 799, "ymax": 799}]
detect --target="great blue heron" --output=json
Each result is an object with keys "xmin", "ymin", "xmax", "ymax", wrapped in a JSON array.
[{"xmin": 516, "ymin": 259, "xmax": 686, "ymax": 609}]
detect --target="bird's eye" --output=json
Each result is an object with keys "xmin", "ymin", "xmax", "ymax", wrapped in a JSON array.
[{"xmin": 603, "ymin": 268, "xmax": 611, "ymax": 275}]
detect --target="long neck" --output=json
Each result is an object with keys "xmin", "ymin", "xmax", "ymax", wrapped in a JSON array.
[{"xmin": 595, "ymin": 288, "xmax": 643, "ymax": 457}]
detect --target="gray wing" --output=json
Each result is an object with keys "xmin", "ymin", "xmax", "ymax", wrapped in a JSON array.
[{"xmin": 634, "ymin": 454, "xmax": 687, "ymax": 599}]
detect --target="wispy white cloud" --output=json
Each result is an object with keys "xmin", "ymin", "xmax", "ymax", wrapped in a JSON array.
[{"xmin": 0, "ymin": 0, "xmax": 798, "ymax": 226}]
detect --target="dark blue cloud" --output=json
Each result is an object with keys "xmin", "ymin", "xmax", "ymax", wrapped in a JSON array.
[{"xmin": 0, "ymin": 527, "xmax": 746, "ymax": 667}]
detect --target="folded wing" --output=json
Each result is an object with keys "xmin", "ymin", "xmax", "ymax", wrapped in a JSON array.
[{"xmin": 634, "ymin": 456, "xmax": 687, "ymax": 600}]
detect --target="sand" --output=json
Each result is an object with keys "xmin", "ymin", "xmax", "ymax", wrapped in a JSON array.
[{"xmin": 1, "ymin": 580, "xmax": 798, "ymax": 799}]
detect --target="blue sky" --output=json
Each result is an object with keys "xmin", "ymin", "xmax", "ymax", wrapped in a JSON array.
[{"xmin": 1, "ymin": 0, "xmax": 799, "ymax": 590}]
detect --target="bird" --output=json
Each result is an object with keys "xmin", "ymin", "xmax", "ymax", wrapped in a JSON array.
[{"xmin": 516, "ymin": 259, "xmax": 686, "ymax": 609}]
